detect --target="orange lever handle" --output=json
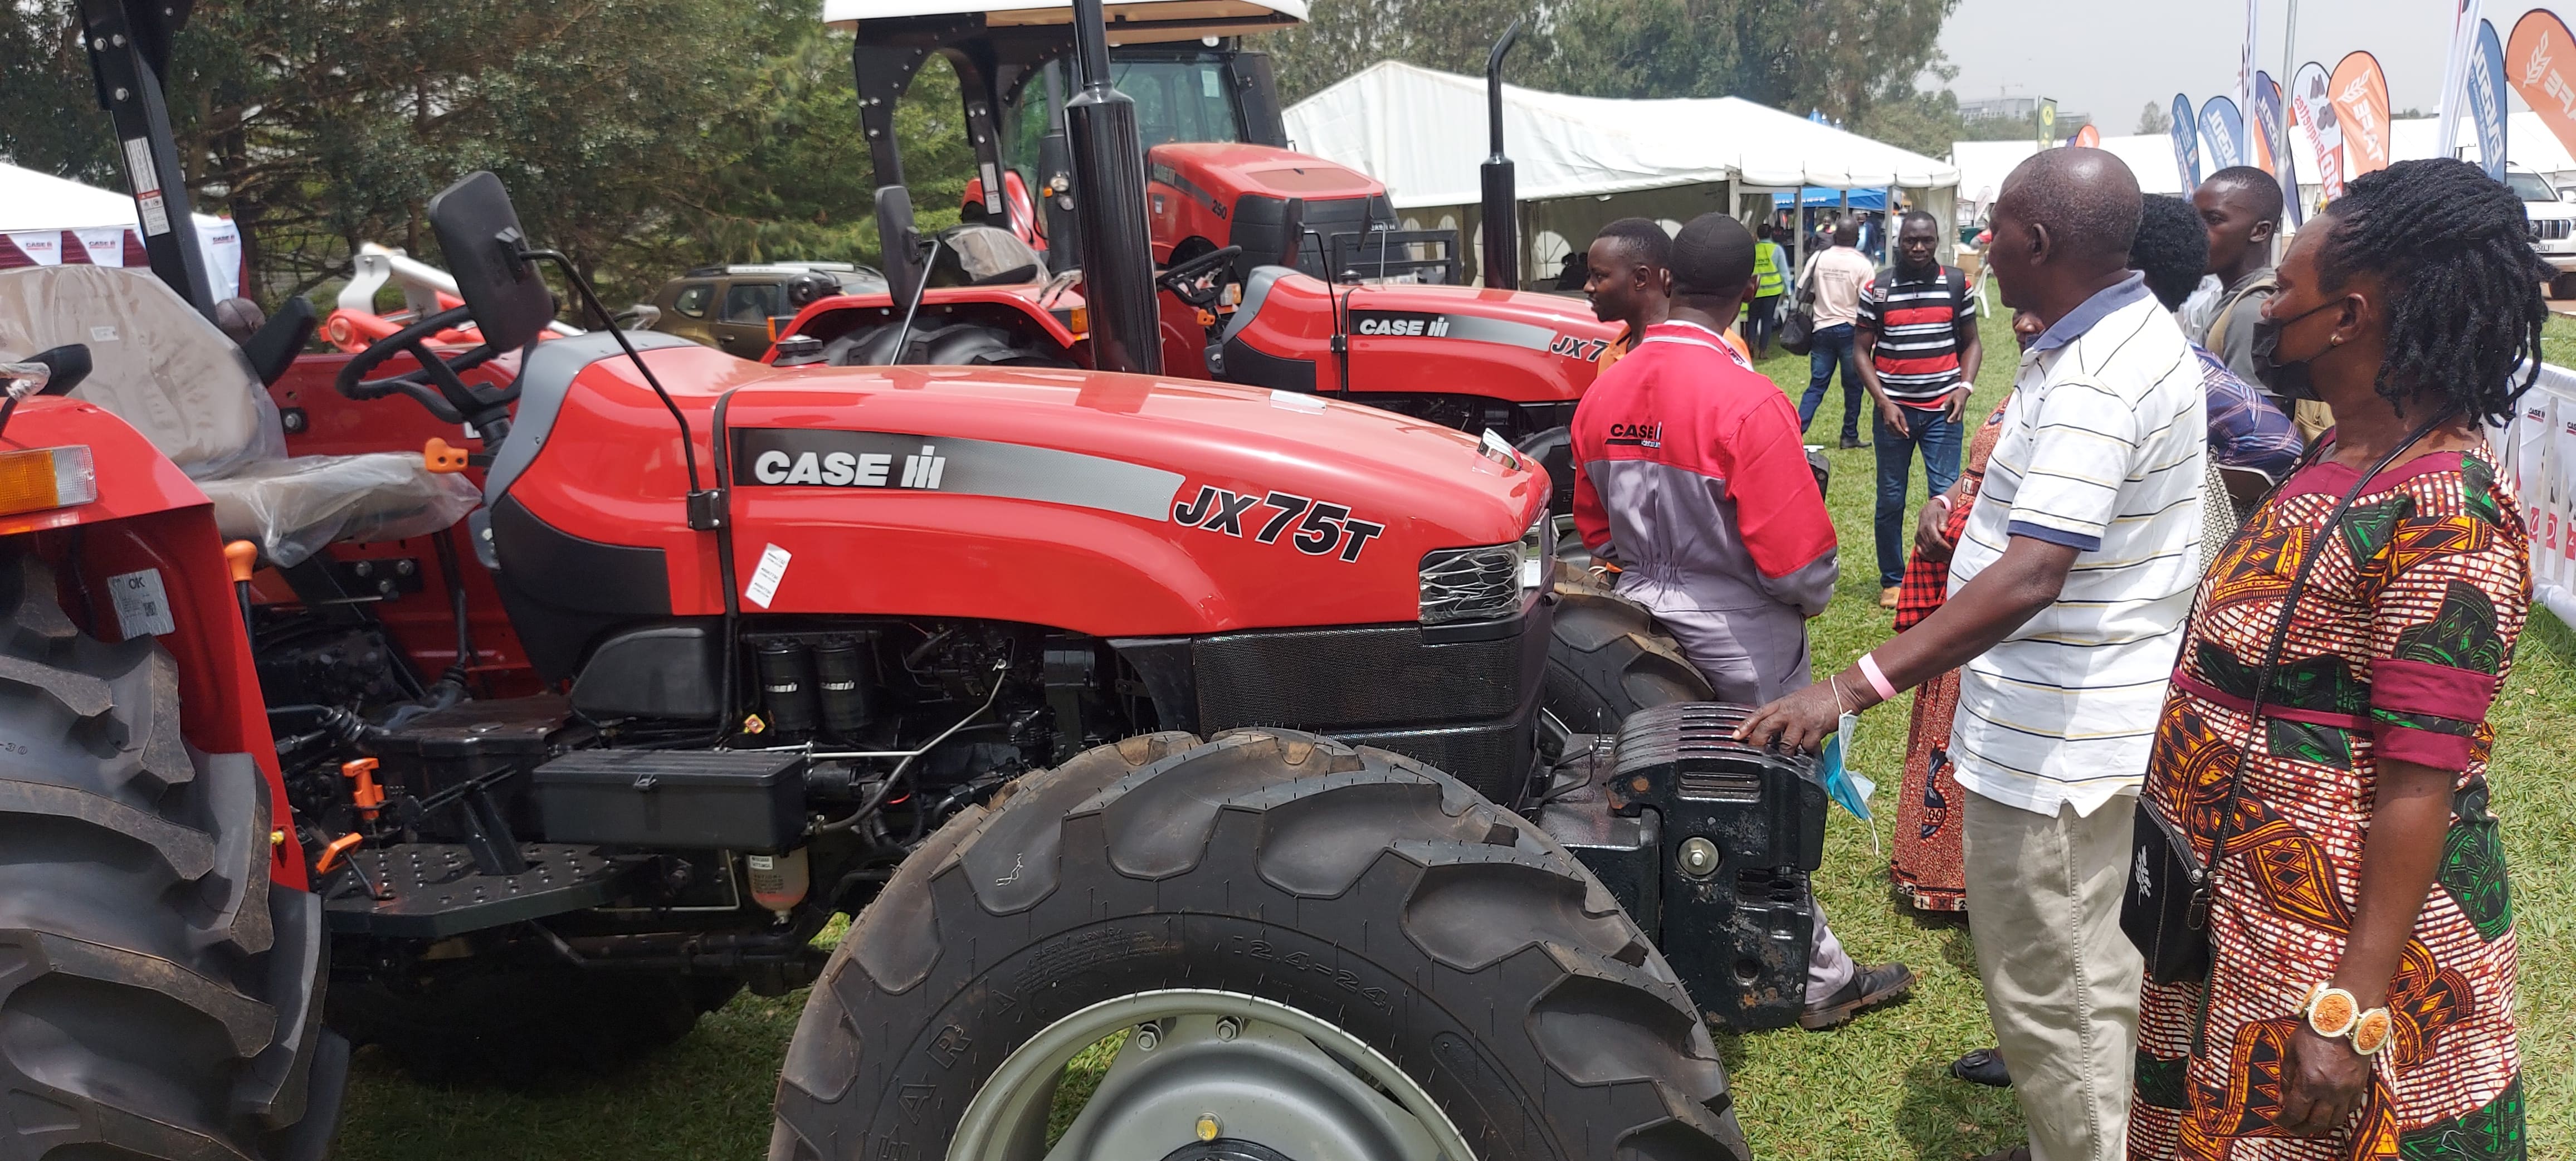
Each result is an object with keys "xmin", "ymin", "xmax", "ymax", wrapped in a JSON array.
[
  {"xmin": 423, "ymin": 437, "xmax": 470, "ymax": 474},
  {"xmin": 314, "ymin": 832, "xmax": 364, "ymax": 874},
  {"xmin": 222, "ymin": 540, "xmax": 258, "ymax": 584},
  {"xmin": 339, "ymin": 757, "xmax": 385, "ymax": 817}
]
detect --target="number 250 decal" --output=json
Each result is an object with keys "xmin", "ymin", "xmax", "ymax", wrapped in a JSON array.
[{"xmin": 1172, "ymin": 486, "xmax": 1387, "ymax": 563}]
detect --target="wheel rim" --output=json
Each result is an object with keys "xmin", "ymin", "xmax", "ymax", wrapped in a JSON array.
[{"xmin": 948, "ymin": 988, "xmax": 1477, "ymax": 1161}]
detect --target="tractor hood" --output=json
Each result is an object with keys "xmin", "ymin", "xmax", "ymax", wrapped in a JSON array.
[
  {"xmin": 487, "ymin": 338, "xmax": 1547, "ymax": 637},
  {"xmin": 1149, "ymin": 142, "xmax": 1382, "ymax": 204}
]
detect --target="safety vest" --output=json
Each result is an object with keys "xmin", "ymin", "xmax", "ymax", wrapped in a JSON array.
[{"xmin": 1753, "ymin": 242, "xmax": 1784, "ymax": 297}]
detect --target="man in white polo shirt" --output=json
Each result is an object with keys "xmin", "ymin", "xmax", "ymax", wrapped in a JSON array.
[{"xmin": 1739, "ymin": 148, "xmax": 2204, "ymax": 1161}]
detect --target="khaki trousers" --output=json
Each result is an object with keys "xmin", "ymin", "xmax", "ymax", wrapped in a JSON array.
[{"xmin": 1963, "ymin": 788, "xmax": 2143, "ymax": 1161}]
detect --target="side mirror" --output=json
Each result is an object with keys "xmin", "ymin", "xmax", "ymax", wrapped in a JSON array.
[
  {"xmin": 426, "ymin": 172, "xmax": 555, "ymax": 353},
  {"xmin": 875, "ymin": 186, "xmax": 926, "ymax": 304},
  {"xmin": 28, "ymin": 344, "xmax": 92, "ymax": 396}
]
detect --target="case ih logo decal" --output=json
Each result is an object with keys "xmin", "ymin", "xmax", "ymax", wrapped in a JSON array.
[
  {"xmin": 733, "ymin": 429, "xmax": 1183, "ymax": 521},
  {"xmin": 1352, "ymin": 311, "xmax": 1451, "ymax": 337},
  {"xmin": 1605, "ymin": 422, "xmax": 1662, "ymax": 448},
  {"xmin": 1173, "ymin": 486, "xmax": 1388, "ymax": 563},
  {"xmin": 1346, "ymin": 309, "xmax": 1557, "ymax": 352}
]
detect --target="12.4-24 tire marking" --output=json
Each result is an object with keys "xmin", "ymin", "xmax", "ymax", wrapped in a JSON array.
[{"xmin": 1172, "ymin": 486, "xmax": 1387, "ymax": 563}]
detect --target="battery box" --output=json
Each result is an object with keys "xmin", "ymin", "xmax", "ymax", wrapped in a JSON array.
[{"xmin": 533, "ymin": 749, "xmax": 807, "ymax": 852}]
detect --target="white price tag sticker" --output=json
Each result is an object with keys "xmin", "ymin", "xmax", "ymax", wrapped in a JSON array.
[
  {"xmin": 744, "ymin": 543, "xmax": 791, "ymax": 608},
  {"xmin": 106, "ymin": 569, "xmax": 177, "ymax": 638}
]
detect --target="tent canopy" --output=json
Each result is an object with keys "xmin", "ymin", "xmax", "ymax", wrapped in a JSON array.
[
  {"xmin": 1285, "ymin": 61, "xmax": 1959, "ymax": 211},
  {"xmin": 1775, "ymin": 187, "xmax": 1889, "ymax": 209},
  {"xmin": 1, "ymin": 160, "xmax": 245, "ymax": 297}
]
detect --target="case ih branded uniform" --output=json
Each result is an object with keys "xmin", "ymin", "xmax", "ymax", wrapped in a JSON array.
[{"xmin": 1571, "ymin": 319, "xmax": 1839, "ymax": 704}]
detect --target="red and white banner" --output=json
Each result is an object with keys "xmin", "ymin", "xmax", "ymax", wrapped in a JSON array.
[
  {"xmin": 2504, "ymin": 363, "xmax": 2576, "ymax": 627},
  {"xmin": 73, "ymin": 227, "xmax": 125, "ymax": 267},
  {"xmin": 2291, "ymin": 61, "xmax": 2345, "ymax": 203},
  {"xmin": 4, "ymin": 232, "xmax": 64, "ymax": 266},
  {"xmin": 2330, "ymin": 51, "xmax": 2394, "ymax": 177}
]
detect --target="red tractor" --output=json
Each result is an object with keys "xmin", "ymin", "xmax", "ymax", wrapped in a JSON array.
[
  {"xmin": 0, "ymin": 2, "xmax": 1827, "ymax": 1158},
  {"xmin": 788, "ymin": 0, "xmax": 1614, "ymax": 500}
]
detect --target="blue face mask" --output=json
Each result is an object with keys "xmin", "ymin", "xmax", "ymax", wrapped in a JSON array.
[{"xmin": 1816, "ymin": 710, "xmax": 1879, "ymax": 831}]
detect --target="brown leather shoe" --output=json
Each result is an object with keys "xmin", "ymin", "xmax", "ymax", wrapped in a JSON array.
[{"xmin": 1879, "ymin": 585, "xmax": 1901, "ymax": 609}]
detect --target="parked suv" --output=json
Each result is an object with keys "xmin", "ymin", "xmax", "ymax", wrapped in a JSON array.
[
  {"xmin": 645, "ymin": 262, "xmax": 888, "ymax": 356},
  {"xmin": 2506, "ymin": 166, "xmax": 2576, "ymax": 299}
]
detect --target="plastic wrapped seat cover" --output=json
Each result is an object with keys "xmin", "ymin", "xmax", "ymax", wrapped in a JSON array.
[
  {"xmin": 200, "ymin": 453, "xmax": 482, "ymax": 568},
  {"xmin": 0, "ymin": 265, "xmax": 284, "ymax": 479}
]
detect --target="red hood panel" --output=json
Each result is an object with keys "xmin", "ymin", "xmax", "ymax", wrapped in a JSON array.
[
  {"xmin": 502, "ymin": 348, "xmax": 1545, "ymax": 635},
  {"xmin": 1148, "ymin": 142, "xmax": 1383, "ymax": 202}
]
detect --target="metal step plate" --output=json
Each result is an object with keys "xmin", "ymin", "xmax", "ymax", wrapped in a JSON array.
[{"xmin": 321, "ymin": 842, "xmax": 643, "ymax": 939}]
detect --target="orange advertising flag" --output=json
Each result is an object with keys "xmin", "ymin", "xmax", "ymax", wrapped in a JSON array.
[
  {"xmin": 2329, "ymin": 51, "xmax": 2394, "ymax": 177},
  {"xmin": 2073, "ymin": 124, "xmax": 2101, "ymax": 148},
  {"xmin": 2510, "ymin": 9, "xmax": 2576, "ymax": 163}
]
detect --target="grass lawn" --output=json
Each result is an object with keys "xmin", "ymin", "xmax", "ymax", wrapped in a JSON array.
[{"xmin": 334, "ymin": 306, "xmax": 2576, "ymax": 1160}]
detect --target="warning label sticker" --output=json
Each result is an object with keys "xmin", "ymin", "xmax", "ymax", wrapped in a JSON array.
[
  {"xmin": 107, "ymin": 569, "xmax": 177, "ymax": 638},
  {"xmin": 744, "ymin": 543, "xmax": 791, "ymax": 608}
]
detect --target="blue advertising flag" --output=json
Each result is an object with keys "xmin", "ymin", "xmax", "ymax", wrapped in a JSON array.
[
  {"xmin": 2470, "ymin": 18, "xmax": 2510, "ymax": 180},
  {"xmin": 2200, "ymin": 95, "xmax": 2248, "ymax": 171},
  {"xmin": 2172, "ymin": 93, "xmax": 2204, "ymax": 188},
  {"xmin": 2254, "ymin": 72, "xmax": 2302, "ymax": 226}
]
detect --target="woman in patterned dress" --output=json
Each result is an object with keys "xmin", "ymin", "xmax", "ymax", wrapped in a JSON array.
[{"xmin": 2129, "ymin": 158, "xmax": 2540, "ymax": 1159}]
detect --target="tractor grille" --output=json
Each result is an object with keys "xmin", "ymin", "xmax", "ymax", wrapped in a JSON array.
[{"xmin": 1418, "ymin": 545, "xmax": 1521, "ymax": 625}]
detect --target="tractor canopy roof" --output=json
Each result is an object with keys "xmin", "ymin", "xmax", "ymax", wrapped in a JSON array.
[{"xmin": 823, "ymin": 0, "xmax": 1306, "ymax": 42}]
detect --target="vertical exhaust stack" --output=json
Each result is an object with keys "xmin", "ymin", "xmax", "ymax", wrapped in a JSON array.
[
  {"xmin": 1063, "ymin": 0, "xmax": 1163, "ymax": 374},
  {"xmin": 1480, "ymin": 18, "xmax": 1525, "ymax": 291}
]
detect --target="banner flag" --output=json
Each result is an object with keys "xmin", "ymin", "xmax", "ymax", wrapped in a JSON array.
[
  {"xmin": 2072, "ymin": 124, "xmax": 2101, "ymax": 149},
  {"xmin": 6, "ymin": 232, "xmax": 65, "ymax": 266},
  {"xmin": 2508, "ymin": 8, "xmax": 2576, "ymax": 168},
  {"xmin": 72, "ymin": 227, "xmax": 127, "ymax": 267},
  {"xmin": 2172, "ymin": 93, "xmax": 2204, "ymax": 188},
  {"xmin": 2439, "ymin": 0, "xmax": 2484, "ymax": 158},
  {"xmin": 2467, "ymin": 18, "xmax": 2509, "ymax": 179},
  {"xmin": 2330, "ymin": 51, "xmax": 2394, "ymax": 177},
  {"xmin": 2291, "ymin": 62, "xmax": 2346, "ymax": 203},
  {"xmin": 2201, "ymin": 95, "xmax": 2249, "ymax": 171},
  {"xmin": 2254, "ymin": 71, "xmax": 2299, "ymax": 225},
  {"xmin": 2241, "ymin": 0, "xmax": 2261, "ymax": 143}
]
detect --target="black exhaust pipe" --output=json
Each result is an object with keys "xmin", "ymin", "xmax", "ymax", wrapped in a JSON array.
[
  {"xmin": 1063, "ymin": 0, "xmax": 1162, "ymax": 374},
  {"xmin": 1479, "ymin": 18, "xmax": 1524, "ymax": 291}
]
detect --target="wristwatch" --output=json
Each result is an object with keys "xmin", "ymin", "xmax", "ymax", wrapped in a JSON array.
[{"xmin": 2302, "ymin": 983, "xmax": 2393, "ymax": 1056}]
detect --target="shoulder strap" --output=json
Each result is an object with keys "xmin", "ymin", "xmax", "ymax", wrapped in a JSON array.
[{"xmin": 2202, "ymin": 271, "xmax": 2279, "ymax": 352}]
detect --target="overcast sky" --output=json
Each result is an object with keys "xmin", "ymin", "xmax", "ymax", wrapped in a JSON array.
[{"xmin": 1936, "ymin": 0, "xmax": 2529, "ymax": 131}]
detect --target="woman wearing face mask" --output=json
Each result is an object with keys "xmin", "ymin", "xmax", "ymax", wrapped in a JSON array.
[{"xmin": 2127, "ymin": 158, "xmax": 2540, "ymax": 1158}]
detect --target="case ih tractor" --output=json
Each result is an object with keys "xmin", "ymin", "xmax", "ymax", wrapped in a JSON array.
[
  {"xmin": 0, "ymin": 1, "xmax": 1836, "ymax": 1159},
  {"xmin": 788, "ymin": 0, "xmax": 1616, "ymax": 496}
]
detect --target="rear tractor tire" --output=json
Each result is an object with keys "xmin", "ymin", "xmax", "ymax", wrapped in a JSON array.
[
  {"xmin": 0, "ymin": 552, "xmax": 342, "ymax": 1161},
  {"xmin": 771, "ymin": 728, "xmax": 1748, "ymax": 1161},
  {"xmin": 1543, "ymin": 564, "xmax": 1716, "ymax": 737}
]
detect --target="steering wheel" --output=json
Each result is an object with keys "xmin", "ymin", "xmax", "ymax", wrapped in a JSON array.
[
  {"xmin": 1155, "ymin": 245, "xmax": 1243, "ymax": 309},
  {"xmin": 333, "ymin": 304, "xmax": 521, "ymax": 434}
]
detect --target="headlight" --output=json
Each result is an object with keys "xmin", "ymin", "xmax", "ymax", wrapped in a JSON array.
[{"xmin": 1419, "ymin": 509, "xmax": 1549, "ymax": 625}]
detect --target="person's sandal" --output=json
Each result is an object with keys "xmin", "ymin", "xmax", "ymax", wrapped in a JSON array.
[{"xmin": 1950, "ymin": 1046, "xmax": 2011, "ymax": 1087}]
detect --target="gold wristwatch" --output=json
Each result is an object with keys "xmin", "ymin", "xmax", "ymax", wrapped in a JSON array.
[{"xmin": 2302, "ymin": 983, "xmax": 2393, "ymax": 1056}]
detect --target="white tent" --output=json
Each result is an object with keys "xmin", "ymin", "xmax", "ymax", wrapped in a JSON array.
[
  {"xmin": 1286, "ymin": 61, "xmax": 1960, "ymax": 282},
  {"xmin": 0, "ymin": 161, "xmax": 245, "ymax": 299}
]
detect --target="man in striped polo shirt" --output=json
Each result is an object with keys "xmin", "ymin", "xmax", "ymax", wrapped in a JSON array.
[
  {"xmin": 1855, "ymin": 210, "xmax": 1983, "ymax": 609},
  {"xmin": 1741, "ymin": 148, "xmax": 2203, "ymax": 1161}
]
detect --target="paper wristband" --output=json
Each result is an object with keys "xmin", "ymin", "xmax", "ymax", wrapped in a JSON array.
[{"xmin": 1857, "ymin": 653, "xmax": 1898, "ymax": 701}]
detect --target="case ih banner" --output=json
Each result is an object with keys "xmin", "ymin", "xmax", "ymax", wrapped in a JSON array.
[
  {"xmin": 0, "ymin": 223, "xmax": 245, "ymax": 296},
  {"xmin": 2330, "ymin": 51, "xmax": 2394, "ymax": 178},
  {"xmin": 2502, "ymin": 363, "xmax": 2576, "ymax": 632},
  {"xmin": 2508, "ymin": 8, "xmax": 2576, "ymax": 166}
]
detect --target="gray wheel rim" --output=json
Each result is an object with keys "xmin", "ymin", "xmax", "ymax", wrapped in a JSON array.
[{"xmin": 948, "ymin": 988, "xmax": 1476, "ymax": 1161}]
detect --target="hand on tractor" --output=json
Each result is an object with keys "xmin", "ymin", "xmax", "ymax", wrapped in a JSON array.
[{"xmin": 1734, "ymin": 677, "xmax": 1853, "ymax": 753}]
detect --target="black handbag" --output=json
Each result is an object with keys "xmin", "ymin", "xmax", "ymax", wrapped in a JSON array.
[
  {"xmin": 2121, "ymin": 413, "xmax": 2452, "ymax": 988},
  {"xmin": 1779, "ymin": 265, "xmax": 1820, "ymax": 357}
]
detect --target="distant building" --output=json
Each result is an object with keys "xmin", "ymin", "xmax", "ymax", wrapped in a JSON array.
[{"xmin": 1958, "ymin": 96, "xmax": 2040, "ymax": 120}]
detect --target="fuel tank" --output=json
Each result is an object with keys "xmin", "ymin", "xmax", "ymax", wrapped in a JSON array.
[
  {"xmin": 1214, "ymin": 266, "xmax": 1618, "ymax": 407},
  {"xmin": 480, "ymin": 336, "xmax": 1547, "ymax": 650}
]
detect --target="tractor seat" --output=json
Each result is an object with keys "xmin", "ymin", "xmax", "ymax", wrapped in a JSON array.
[{"xmin": 0, "ymin": 265, "xmax": 480, "ymax": 565}]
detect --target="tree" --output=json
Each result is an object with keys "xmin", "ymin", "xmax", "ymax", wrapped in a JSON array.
[
  {"xmin": 2136, "ymin": 101, "xmax": 2172, "ymax": 134},
  {"xmin": 1260, "ymin": 0, "xmax": 1531, "ymax": 104}
]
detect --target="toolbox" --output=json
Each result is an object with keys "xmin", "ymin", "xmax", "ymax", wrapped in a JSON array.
[{"xmin": 533, "ymin": 749, "xmax": 807, "ymax": 852}]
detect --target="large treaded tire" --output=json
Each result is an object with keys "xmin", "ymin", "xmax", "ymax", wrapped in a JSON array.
[
  {"xmin": 329, "ymin": 966, "xmax": 740, "ymax": 1086},
  {"xmin": 770, "ymin": 728, "xmax": 1749, "ymax": 1161},
  {"xmin": 0, "ymin": 553, "xmax": 339, "ymax": 1161},
  {"xmin": 1544, "ymin": 567, "xmax": 1716, "ymax": 735}
]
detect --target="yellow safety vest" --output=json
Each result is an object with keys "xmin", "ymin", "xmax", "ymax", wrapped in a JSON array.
[{"xmin": 1753, "ymin": 242, "xmax": 1784, "ymax": 297}]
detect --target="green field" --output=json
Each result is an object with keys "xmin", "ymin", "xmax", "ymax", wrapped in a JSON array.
[{"xmin": 335, "ymin": 306, "xmax": 2575, "ymax": 1160}]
